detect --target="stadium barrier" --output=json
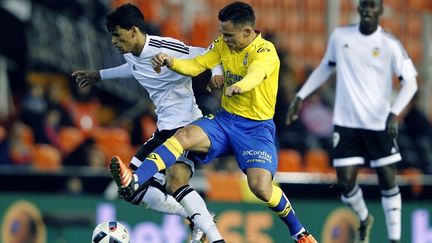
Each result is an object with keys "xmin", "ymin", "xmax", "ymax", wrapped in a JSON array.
[{"xmin": 1, "ymin": 193, "xmax": 431, "ymax": 243}]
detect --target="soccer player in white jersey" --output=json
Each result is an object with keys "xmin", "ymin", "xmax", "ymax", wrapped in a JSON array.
[
  {"xmin": 286, "ymin": 0, "xmax": 417, "ymax": 243},
  {"xmin": 71, "ymin": 4, "xmax": 224, "ymax": 242}
]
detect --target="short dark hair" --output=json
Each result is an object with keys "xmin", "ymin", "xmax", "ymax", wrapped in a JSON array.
[
  {"xmin": 218, "ymin": 1, "xmax": 255, "ymax": 27},
  {"xmin": 106, "ymin": 3, "xmax": 146, "ymax": 33}
]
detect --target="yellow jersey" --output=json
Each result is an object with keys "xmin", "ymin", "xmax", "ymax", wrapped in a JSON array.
[{"xmin": 170, "ymin": 33, "xmax": 280, "ymax": 120}]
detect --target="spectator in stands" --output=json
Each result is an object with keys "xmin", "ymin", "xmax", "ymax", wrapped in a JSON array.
[
  {"xmin": 8, "ymin": 121, "xmax": 33, "ymax": 165},
  {"xmin": 286, "ymin": 1, "xmax": 417, "ymax": 242},
  {"xmin": 40, "ymin": 109, "xmax": 61, "ymax": 148},
  {"xmin": 20, "ymin": 83, "xmax": 48, "ymax": 143}
]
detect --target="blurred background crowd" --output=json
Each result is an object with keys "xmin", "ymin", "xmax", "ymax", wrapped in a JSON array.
[{"xmin": 0, "ymin": 0, "xmax": 432, "ymax": 196}]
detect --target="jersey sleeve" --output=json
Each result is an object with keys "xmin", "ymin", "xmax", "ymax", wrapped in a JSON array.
[
  {"xmin": 323, "ymin": 29, "xmax": 337, "ymax": 65},
  {"xmin": 233, "ymin": 45, "xmax": 278, "ymax": 92},
  {"xmin": 100, "ymin": 63, "xmax": 134, "ymax": 80},
  {"xmin": 170, "ymin": 37, "xmax": 222, "ymax": 77},
  {"xmin": 389, "ymin": 39, "xmax": 418, "ymax": 115},
  {"xmin": 390, "ymin": 39, "xmax": 417, "ymax": 79}
]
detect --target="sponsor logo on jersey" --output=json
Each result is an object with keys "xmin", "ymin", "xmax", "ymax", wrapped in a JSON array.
[
  {"xmin": 225, "ymin": 71, "xmax": 243, "ymax": 86},
  {"xmin": 372, "ymin": 47, "xmax": 380, "ymax": 57},
  {"xmin": 243, "ymin": 150, "xmax": 272, "ymax": 162}
]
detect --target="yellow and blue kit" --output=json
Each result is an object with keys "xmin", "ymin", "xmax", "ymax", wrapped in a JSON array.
[{"xmin": 170, "ymin": 33, "xmax": 281, "ymax": 174}]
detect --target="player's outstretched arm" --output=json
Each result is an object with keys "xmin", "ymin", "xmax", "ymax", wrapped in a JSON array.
[
  {"xmin": 285, "ymin": 96, "xmax": 303, "ymax": 125},
  {"xmin": 71, "ymin": 70, "xmax": 102, "ymax": 89}
]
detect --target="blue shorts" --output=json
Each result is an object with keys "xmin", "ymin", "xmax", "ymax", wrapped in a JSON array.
[{"xmin": 191, "ymin": 109, "xmax": 278, "ymax": 175}]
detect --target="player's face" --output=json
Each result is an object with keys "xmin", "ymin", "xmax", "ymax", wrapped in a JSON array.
[
  {"xmin": 219, "ymin": 21, "xmax": 249, "ymax": 52},
  {"xmin": 358, "ymin": 0, "xmax": 383, "ymax": 27},
  {"xmin": 110, "ymin": 26, "xmax": 135, "ymax": 54}
]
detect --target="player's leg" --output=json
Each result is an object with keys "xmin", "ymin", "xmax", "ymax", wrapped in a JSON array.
[
  {"xmin": 231, "ymin": 115, "xmax": 316, "ymax": 242},
  {"xmin": 166, "ymin": 160, "xmax": 222, "ymax": 242},
  {"xmin": 132, "ymin": 124, "xmax": 211, "ymax": 187},
  {"xmin": 375, "ymin": 164, "xmax": 400, "ymax": 243},
  {"xmin": 333, "ymin": 126, "xmax": 372, "ymax": 243},
  {"xmin": 245, "ymin": 168, "xmax": 315, "ymax": 242},
  {"xmin": 368, "ymin": 130, "xmax": 402, "ymax": 243},
  {"xmin": 109, "ymin": 130, "xmax": 188, "ymax": 218}
]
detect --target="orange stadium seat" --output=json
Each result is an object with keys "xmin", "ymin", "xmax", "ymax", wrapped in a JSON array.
[
  {"xmin": 140, "ymin": 115, "xmax": 157, "ymax": 142},
  {"xmin": 277, "ymin": 149, "xmax": 303, "ymax": 172},
  {"xmin": 304, "ymin": 148, "xmax": 331, "ymax": 173},
  {"xmin": 405, "ymin": 14, "xmax": 423, "ymax": 37},
  {"xmin": 32, "ymin": 144, "xmax": 62, "ymax": 171},
  {"xmin": 205, "ymin": 171, "xmax": 242, "ymax": 202},
  {"xmin": 400, "ymin": 168, "xmax": 423, "ymax": 196},
  {"xmin": 58, "ymin": 126, "xmax": 85, "ymax": 155},
  {"xmin": 93, "ymin": 127, "xmax": 133, "ymax": 162},
  {"xmin": 20, "ymin": 124, "xmax": 34, "ymax": 146},
  {"xmin": 305, "ymin": 0, "xmax": 325, "ymax": 11}
]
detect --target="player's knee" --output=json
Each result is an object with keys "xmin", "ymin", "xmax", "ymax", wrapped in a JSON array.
[
  {"xmin": 166, "ymin": 165, "xmax": 191, "ymax": 194},
  {"xmin": 338, "ymin": 181, "xmax": 356, "ymax": 195},
  {"xmin": 248, "ymin": 180, "xmax": 272, "ymax": 201}
]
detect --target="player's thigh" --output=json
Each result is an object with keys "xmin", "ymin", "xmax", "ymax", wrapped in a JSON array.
[
  {"xmin": 185, "ymin": 113, "xmax": 232, "ymax": 161},
  {"xmin": 332, "ymin": 126, "xmax": 365, "ymax": 167},
  {"xmin": 363, "ymin": 129, "xmax": 401, "ymax": 168},
  {"xmin": 173, "ymin": 124, "xmax": 211, "ymax": 153},
  {"xmin": 231, "ymin": 119, "xmax": 278, "ymax": 175}
]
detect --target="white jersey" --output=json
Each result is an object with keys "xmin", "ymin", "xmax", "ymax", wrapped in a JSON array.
[
  {"xmin": 100, "ymin": 35, "xmax": 214, "ymax": 131},
  {"xmin": 298, "ymin": 25, "xmax": 417, "ymax": 130}
]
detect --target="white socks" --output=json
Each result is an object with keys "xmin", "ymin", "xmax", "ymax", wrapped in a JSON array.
[
  {"xmin": 174, "ymin": 185, "xmax": 223, "ymax": 242},
  {"xmin": 140, "ymin": 186, "xmax": 188, "ymax": 218},
  {"xmin": 381, "ymin": 186, "xmax": 401, "ymax": 241},
  {"xmin": 341, "ymin": 185, "xmax": 369, "ymax": 221}
]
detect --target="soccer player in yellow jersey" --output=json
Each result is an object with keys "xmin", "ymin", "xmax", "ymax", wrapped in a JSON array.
[{"xmin": 114, "ymin": 2, "xmax": 317, "ymax": 242}]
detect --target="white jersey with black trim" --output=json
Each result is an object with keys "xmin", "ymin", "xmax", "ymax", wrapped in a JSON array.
[
  {"xmin": 324, "ymin": 25, "xmax": 417, "ymax": 130},
  {"xmin": 101, "ymin": 35, "xmax": 207, "ymax": 131}
]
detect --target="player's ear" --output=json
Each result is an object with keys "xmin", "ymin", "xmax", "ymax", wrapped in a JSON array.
[
  {"xmin": 243, "ymin": 28, "xmax": 252, "ymax": 38},
  {"xmin": 131, "ymin": 26, "xmax": 139, "ymax": 36}
]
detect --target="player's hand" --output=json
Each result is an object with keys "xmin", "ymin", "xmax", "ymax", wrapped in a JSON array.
[
  {"xmin": 206, "ymin": 75, "xmax": 224, "ymax": 92},
  {"xmin": 71, "ymin": 70, "xmax": 102, "ymax": 89},
  {"xmin": 285, "ymin": 96, "xmax": 303, "ymax": 125},
  {"xmin": 386, "ymin": 113, "xmax": 399, "ymax": 139},
  {"xmin": 151, "ymin": 53, "xmax": 173, "ymax": 73},
  {"xmin": 225, "ymin": 85, "xmax": 242, "ymax": 96}
]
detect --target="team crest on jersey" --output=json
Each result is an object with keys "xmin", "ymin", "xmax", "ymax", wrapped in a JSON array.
[
  {"xmin": 372, "ymin": 47, "xmax": 380, "ymax": 57},
  {"xmin": 333, "ymin": 132, "xmax": 340, "ymax": 148}
]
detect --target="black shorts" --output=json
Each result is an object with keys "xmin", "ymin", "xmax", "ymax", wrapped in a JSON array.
[
  {"xmin": 130, "ymin": 128, "xmax": 197, "ymax": 175},
  {"xmin": 332, "ymin": 126, "xmax": 401, "ymax": 168}
]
